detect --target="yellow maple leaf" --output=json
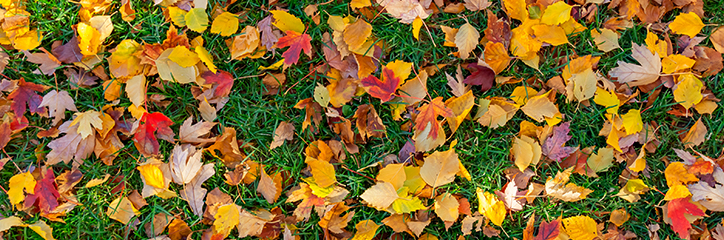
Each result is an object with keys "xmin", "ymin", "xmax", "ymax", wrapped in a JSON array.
[
  {"xmin": 664, "ymin": 184, "xmax": 692, "ymax": 200},
  {"xmin": 665, "ymin": 162, "xmax": 699, "ymax": 187},
  {"xmin": 70, "ymin": 110, "xmax": 103, "ymax": 139}
]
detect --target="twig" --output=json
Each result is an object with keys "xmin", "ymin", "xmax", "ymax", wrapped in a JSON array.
[{"xmin": 341, "ymin": 165, "xmax": 375, "ymax": 182}]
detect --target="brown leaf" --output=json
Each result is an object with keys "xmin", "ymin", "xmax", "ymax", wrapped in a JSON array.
[
  {"xmin": 257, "ymin": 168, "xmax": 282, "ymax": 204},
  {"xmin": 179, "ymin": 117, "xmax": 216, "ymax": 144},
  {"xmin": 179, "ymin": 164, "xmax": 215, "ymax": 216},
  {"xmin": 144, "ymin": 212, "xmax": 172, "ymax": 237},
  {"xmin": 270, "ymin": 121, "xmax": 294, "ymax": 150}
]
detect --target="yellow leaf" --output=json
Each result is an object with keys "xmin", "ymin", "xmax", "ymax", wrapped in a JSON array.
[
  {"xmin": 306, "ymin": 159, "xmax": 336, "ymax": 188},
  {"xmin": 210, "ymin": 12, "xmax": 238, "ymax": 36},
  {"xmin": 77, "ymin": 22, "xmax": 101, "ymax": 56},
  {"xmin": 587, "ymin": 147, "xmax": 614, "ymax": 173},
  {"xmin": 510, "ymin": 20, "xmax": 542, "ymax": 60},
  {"xmin": 125, "ymin": 75, "xmax": 146, "ymax": 107},
  {"xmin": 483, "ymin": 41, "xmax": 511, "ymax": 74},
  {"xmin": 420, "ymin": 147, "xmax": 460, "ymax": 188},
  {"xmin": 390, "ymin": 188, "xmax": 426, "ymax": 213},
  {"xmin": 593, "ymin": 88, "xmax": 620, "ymax": 114},
  {"xmin": 454, "ymin": 23, "xmax": 480, "ymax": 59},
  {"xmin": 350, "ymin": 0, "xmax": 371, "ymax": 9},
  {"xmin": 195, "ymin": 46, "xmax": 217, "ymax": 73},
  {"xmin": 185, "ymin": 8, "xmax": 209, "ymax": 33},
  {"xmin": 694, "ymin": 100, "xmax": 718, "ymax": 115},
  {"xmin": 540, "ymin": 1, "xmax": 572, "ymax": 26},
  {"xmin": 12, "ymin": 30, "xmax": 42, "ymax": 51},
  {"xmin": 412, "ymin": 17, "xmax": 422, "ymax": 40},
  {"xmin": 545, "ymin": 168, "xmax": 593, "ymax": 202},
  {"xmin": 377, "ymin": 163, "xmax": 406, "ymax": 190},
  {"xmin": 682, "ymin": 118, "xmax": 707, "ymax": 148},
  {"xmin": 645, "ymin": 31, "xmax": 667, "ymax": 57},
  {"xmin": 351, "ymin": 220, "xmax": 380, "ymax": 240},
  {"xmin": 70, "ymin": 110, "xmax": 103, "ymax": 139},
  {"xmin": 168, "ymin": 7, "xmax": 187, "ymax": 27},
  {"xmin": 137, "ymin": 164, "xmax": 165, "ymax": 189},
  {"xmin": 563, "ymin": 216, "xmax": 599, "ymax": 240},
  {"xmin": 361, "ymin": 181, "xmax": 400, "ymax": 210},
  {"xmin": 440, "ymin": 26, "xmax": 458, "ymax": 47},
  {"xmin": 386, "ymin": 60, "xmax": 413, "ymax": 81},
  {"xmin": 270, "ymin": 10, "xmax": 305, "ymax": 34},
  {"xmin": 532, "ymin": 24, "xmax": 569, "ymax": 46},
  {"xmin": 510, "ymin": 86, "xmax": 538, "ymax": 105},
  {"xmin": 8, "ymin": 172, "xmax": 35, "ymax": 206},
  {"xmin": 662, "ymin": 54, "xmax": 696, "ymax": 74},
  {"xmin": 168, "ymin": 46, "xmax": 200, "ymax": 68},
  {"xmin": 343, "ymin": 19, "xmax": 373, "ymax": 51},
  {"xmin": 673, "ymin": 74, "xmax": 703, "ymax": 109},
  {"xmin": 434, "ymin": 193, "xmax": 459, "ymax": 222},
  {"xmin": 669, "ymin": 12, "xmax": 704, "ymax": 38},
  {"xmin": 621, "ymin": 109, "xmax": 643, "ymax": 135},
  {"xmin": 624, "ymin": 179, "xmax": 649, "ymax": 193},
  {"xmin": 568, "ymin": 67, "xmax": 597, "ymax": 102},
  {"xmin": 607, "ymin": 125, "xmax": 622, "ymax": 152},
  {"xmin": 214, "ymin": 204, "xmax": 240, "ymax": 237},
  {"xmin": 28, "ymin": 220, "xmax": 56, "ymax": 240},
  {"xmin": 444, "ymin": 90, "xmax": 475, "ymax": 134},
  {"xmin": 628, "ymin": 147, "xmax": 646, "ymax": 172},
  {"xmin": 609, "ymin": 209, "xmax": 630, "ymax": 227},
  {"xmin": 106, "ymin": 196, "xmax": 140, "ymax": 224},
  {"xmin": 503, "ymin": 0, "xmax": 528, "ymax": 21},
  {"xmin": 664, "ymin": 184, "xmax": 692, "ymax": 200},
  {"xmin": 0, "ymin": 216, "xmax": 25, "ymax": 232},
  {"xmin": 477, "ymin": 188, "xmax": 506, "ymax": 226},
  {"xmin": 591, "ymin": 28, "xmax": 620, "ymax": 52},
  {"xmin": 665, "ymin": 162, "xmax": 699, "ymax": 187},
  {"xmin": 521, "ymin": 91, "xmax": 558, "ymax": 122}
]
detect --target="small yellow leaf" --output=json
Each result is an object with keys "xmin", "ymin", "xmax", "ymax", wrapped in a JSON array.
[
  {"xmin": 8, "ymin": 172, "xmax": 35, "ymax": 206},
  {"xmin": 351, "ymin": 220, "xmax": 380, "ymax": 240},
  {"xmin": 662, "ymin": 54, "xmax": 696, "ymax": 74},
  {"xmin": 210, "ymin": 12, "xmax": 238, "ymax": 36},
  {"xmin": 682, "ymin": 118, "xmax": 707, "ymax": 148},
  {"xmin": 195, "ymin": 46, "xmax": 217, "ymax": 73},
  {"xmin": 477, "ymin": 188, "xmax": 506, "ymax": 226},
  {"xmin": 137, "ymin": 164, "xmax": 165, "ymax": 189},
  {"xmin": 28, "ymin": 220, "xmax": 56, "ymax": 240},
  {"xmin": 77, "ymin": 22, "xmax": 101, "ymax": 56},
  {"xmin": 306, "ymin": 159, "xmax": 336, "ymax": 188},
  {"xmin": 664, "ymin": 184, "xmax": 692, "ymax": 200},
  {"xmin": 125, "ymin": 75, "xmax": 146, "ymax": 107},
  {"xmin": 645, "ymin": 31, "xmax": 667, "ymax": 57},
  {"xmin": 609, "ymin": 209, "xmax": 630, "ymax": 227},
  {"xmin": 12, "ymin": 30, "xmax": 42, "ymax": 51},
  {"xmin": 591, "ymin": 28, "xmax": 620, "ymax": 52},
  {"xmin": 665, "ymin": 162, "xmax": 699, "ymax": 187},
  {"xmin": 185, "ymin": 8, "xmax": 209, "ymax": 33},
  {"xmin": 412, "ymin": 17, "xmax": 422, "ymax": 40},
  {"xmin": 669, "ymin": 12, "xmax": 704, "ymax": 38},
  {"xmin": 70, "ymin": 110, "xmax": 104, "ymax": 139},
  {"xmin": 593, "ymin": 88, "xmax": 620, "ymax": 114},
  {"xmin": 168, "ymin": 46, "xmax": 200, "ymax": 68},
  {"xmin": 214, "ymin": 204, "xmax": 240, "ymax": 237},
  {"xmin": 532, "ymin": 24, "xmax": 569, "ymax": 46},
  {"xmin": 621, "ymin": 109, "xmax": 643, "ymax": 135},
  {"xmin": 350, "ymin": 0, "xmax": 371, "ymax": 9},
  {"xmin": 673, "ymin": 74, "xmax": 703, "ymax": 110},
  {"xmin": 106, "ymin": 197, "xmax": 140, "ymax": 225},
  {"xmin": 168, "ymin": 7, "xmax": 187, "ymax": 27},
  {"xmin": 270, "ymin": 10, "xmax": 305, "ymax": 34},
  {"xmin": 483, "ymin": 41, "xmax": 511, "ymax": 74},
  {"xmin": 435, "ymin": 193, "xmax": 460, "ymax": 222},
  {"xmin": 540, "ymin": 1, "xmax": 573, "ymax": 26},
  {"xmin": 563, "ymin": 216, "xmax": 599, "ymax": 240},
  {"xmin": 521, "ymin": 92, "xmax": 559, "ymax": 122},
  {"xmin": 343, "ymin": 19, "xmax": 373, "ymax": 51},
  {"xmin": 503, "ymin": 0, "xmax": 528, "ymax": 21}
]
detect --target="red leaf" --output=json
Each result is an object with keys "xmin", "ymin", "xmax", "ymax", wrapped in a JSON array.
[
  {"xmin": 7, "ymin": 78, "xmax": 49, "ymax": 116},
  {"xmin": 414, "ymin": 97, "xmax": 454, "ymax": 139},
  {"xmin": 668, "ymin": 197, "xmax": 705, "ymax": 239},
  {"xmin": 24, "ymin": 169, "xmax": 60, "ymax": 214},
  {"xmin": 463, "ymin": 63, "xmax": 495, "ymax": 91},
  {"xmin": 133, "ymin": 112, "xmax": 174, "ymax": 156},
  {"xmin": 277, "ymin": 30, "xmax": 312, "ymax": 66},
  {"xmin": 360, "ymin": 68, "xmax": 400, "ymax": 102},
  {"xmin": 535, "ymin": 218, "xmax": 561, "ymax": 240},
  {"xmin": 201, "ymin": 70, "xmax": 234, "ymax": 98},
  {"xmin": 542, "ymin": 122, "xmax": 577, "ymax": 162}
]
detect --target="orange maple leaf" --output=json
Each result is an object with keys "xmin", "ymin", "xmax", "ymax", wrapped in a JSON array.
[
  {"xmin": 277, "ymin": 30, "xmax": 312, "ymax": 66},
  {"xmin": 414, "ymin": 97, "xmax": 454, "ymax": 139},
  {"xmin": 360, "ymin": 68, "xmax": 400, "ymax": 102}
]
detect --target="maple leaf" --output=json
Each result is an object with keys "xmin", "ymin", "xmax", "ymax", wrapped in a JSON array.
[
  {"xmin": 667, "ymin": 197, "xmax": 705, "ymax": 239},
  {"xmin": 169, "ymin": 144, "xmax": 204, "ymax": 184},
  {"xmin": 542, "ymin": 122, "xmax": 577, "ymax": 162},
  {"xmin": 24, "ymin": 169, "xmax": 60, "ymax": 214},
  {"xmin": 38, "ymin": 90, "xmax": 77, "ymax": 125},
  {"xmin": 179, "ymin": 117, "xmax": 216, "ymax": 143},
  {"xmin": 277, "ymin": 30, "xmax": 312, "ymax": 66},
  {"xmin": 180, "ymin": 163, "xmax": 215, "ymax": 216},
  {"xmin": 463, "ymin": 63, "xmax": 496, "ymax": 91},
  {"xmin": 535, "ymin": 218, "xmax": 561, "ymax": 240},
  {"xmin": 414, "ymin": 97, "xmax": 454, "ymax": 139},
  {"xmin": 70, "ymin": 110, "xmax": 103, "ymax": 139},
  {"xmin": 7, "ymin": 78, "xmax": 49, "ymax": 117},
  {"xmin": 361, "ymin": 68, "xmax": 400, "ymax": 102},
  {"xmin": 201, "ymin": 70, "xmax": 234, "ymax": 98},
  {"xmin": 133, "ymin": 112, "xmax": 175, "ymax": 156},
  {"xmin": 609, "ymin": 43, "xmax": 661, "ymax": 86}
]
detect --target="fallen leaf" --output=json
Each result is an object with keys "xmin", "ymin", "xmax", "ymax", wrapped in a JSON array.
[
  {"xmin": 609, "ymin": 43, "xmax": 661, "ymax": 86},
  {"xmin": 270, "ymin": 121, "xmax": 294, "ymax": 149},
  {"xmin": 542, "ymin": 122, "xmax": 576, "ymax": 162},
  {"xmin": 455, "ymin": 23, "xmax": 479, "ymax": 59},
  {"xmin": 562, "ymin": 216, "xmax": 598, "ymax": 240},
  {"xmin": 210, "ymin": 12, "xmax": 238, "ymax": 36},
  {"xmin": 669, "ymin": 12, "xmax": 704, "ymax": 38},
  {"xmin": 185, "ymin": 8, "xmax": 209, "ymax": 33},
  {"xmin": 420, "ymin": 146, "xmax": 460, "ymax": 188}
]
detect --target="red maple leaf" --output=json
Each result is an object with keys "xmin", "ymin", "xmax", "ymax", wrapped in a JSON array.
[
  {"xmin": 667, "ymin": 197, "xmax": 706, "ymax": 239},
  {"xmin": 133, "ymin": 112, "xmax": 174, "ymax": 156},
  {"xmin": 535, "ymin": 218, "xmax": 561, "ymax": 240},
  {"xmin": 277, "ymin": 30, "xmax": 312, "ymax": 66},
  {"xmin": 7, "ymin": 78, "xmax": 49, "ymax": 116},
  {"xmin": 201, "ymin": 70, "xmax": 234, "ymax": 98},
  {"xmin": 24, "ymin": 169, "xmax": 60, "ymax": 214},
  {"xmin": 463, "ymin": 63, "xmax": 496, "ymax": 91},
  {"xmin": 414, "ymin": 97, "xmax": 454, "ymax": 139},
  {"xmin": 360, "ymin": 68, "xmax": 400, "ymax": 102}
]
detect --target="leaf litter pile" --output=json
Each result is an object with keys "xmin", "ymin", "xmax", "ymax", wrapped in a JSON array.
[{"xmin": 0, "ymin": 0, "xmax": 723, "ymax": 239}]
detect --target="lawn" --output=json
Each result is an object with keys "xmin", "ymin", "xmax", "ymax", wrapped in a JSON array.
[{"xmin": 0, "ymin": 0, "xmax": 723, "ymax": 239}]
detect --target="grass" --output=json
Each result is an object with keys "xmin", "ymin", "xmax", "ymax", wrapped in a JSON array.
[{"xmin": 0, "ymin": 0, "xmax": 723, "ymax": 239}]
